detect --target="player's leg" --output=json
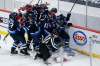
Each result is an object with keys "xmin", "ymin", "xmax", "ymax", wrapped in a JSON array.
[
  {"xmin": 19, "ymin": 29, "xmax": 30, "ymax": 55},
  {"xmin": 10, "ymin": 34, "xmax": 19, "ymax": 54}
]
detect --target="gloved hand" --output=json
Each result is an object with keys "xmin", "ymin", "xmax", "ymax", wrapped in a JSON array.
[
  {"xmin": 67, "ymin": 23, "xmax": 73, "ymax": 27},
  {"xmin": 66, "ymin": 12, "xmax": 71, "ymax": 21}
]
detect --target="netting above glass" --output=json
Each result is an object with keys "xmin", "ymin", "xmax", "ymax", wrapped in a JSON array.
[{"xmin": 60, "ymin": 0, "xmax": 100, "ymax": 8}]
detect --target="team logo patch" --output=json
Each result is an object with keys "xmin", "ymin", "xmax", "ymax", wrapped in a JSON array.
[{"xmin": 73, "ymin": 31, "xmax": 87, "ymax": 46}]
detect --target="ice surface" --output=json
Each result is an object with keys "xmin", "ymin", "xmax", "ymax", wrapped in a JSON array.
[{"xmin": 0, "ymin": 36, "xmax": 100, "ymax": 66}]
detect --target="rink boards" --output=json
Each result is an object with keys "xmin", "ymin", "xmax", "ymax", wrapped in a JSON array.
[{"xmin": 69, "ymin": 25, "xmax": 100, "ymax": 59}]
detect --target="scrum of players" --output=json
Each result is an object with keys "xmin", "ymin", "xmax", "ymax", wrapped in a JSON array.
[{"xmin": 8, "ymin": 3, "xmax": 72, "ymax": 64}]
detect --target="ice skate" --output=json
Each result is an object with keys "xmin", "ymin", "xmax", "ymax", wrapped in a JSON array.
[
  {"xmin": 11, "ymin": 47, "xmax": 18, "ymax": 54},
  {"xmin": 20, "ymin": 48, "xmax": 30, "ymax": 55}
]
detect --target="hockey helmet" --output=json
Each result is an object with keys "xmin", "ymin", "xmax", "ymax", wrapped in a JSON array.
[
  {"xmin": 50, "ymin": 8, "xmax": 57, "ymax": 13},
  {"xmin": 9, "ymin": 12, "xmax": 18, "ymax": 19}
]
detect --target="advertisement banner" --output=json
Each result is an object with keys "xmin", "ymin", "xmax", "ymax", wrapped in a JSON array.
[{"xmin": 69, "ymin": 27, "xmax": 100, "ymax": 57}]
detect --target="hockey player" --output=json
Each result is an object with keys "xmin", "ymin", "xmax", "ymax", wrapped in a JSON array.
[
  {"xmin": 29, "ymin": 5, "xmax": 52, "ymax": 63},
  {"xmin": 29, "ymin": 4, "xmax": 51, "ymax": 49},
  {"xmin": 56, "ymin": 13, "xmax": 74, "ymax": 55},
  {"xmin": 44, "ymin": 8, "xmax": 58, "ymax": 33},
  {"xmin": 34, "ymin": 42, "xmax": 51, "ymax": 64},
  {"xmin": 24, "ymin": 4, "xmax": 38, "ymax": 50},
  {"xmin": 8, "ymin": 12, "xmax": 30, "ymax": 55},
  {"xmin": 30, "ymin": 14, "xmax": 51, "ymax": 51},
  {"xmin": 57, "ymin": 13, "xmax": 71, "ymax": 46},
  {"xmin": 45, "ymin": 8, "xmax": 72, "ymax": 52}
]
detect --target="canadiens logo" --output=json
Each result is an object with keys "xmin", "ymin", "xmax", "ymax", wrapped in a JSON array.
[{"xmin": 73, "ymin": 31, "xmax": 87, "ymax": 46}]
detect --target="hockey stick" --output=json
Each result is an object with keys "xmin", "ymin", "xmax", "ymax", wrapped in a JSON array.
[
  {"xmin": 64, "ymin": 0, "xmax": 78, "ymax": 24},
  {"xmin": 3, "ymin": 33, "xmax": 9, "ymax": 41},
  {"xmin": 29, "ymin": 0, "xmax": 34, "ymax": 4},
  {"xmin": 69, "ymin": 0, "xmax": 78, "ymax": 13},
  {"xmin": 37, "ymin": 0, "xmax": 42, "ymax": 4}
]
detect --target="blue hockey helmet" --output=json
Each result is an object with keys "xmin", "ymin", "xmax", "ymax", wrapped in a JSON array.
[{"xmin": 9, "ymin": 12, "xmax": 18, "ymax": 19}]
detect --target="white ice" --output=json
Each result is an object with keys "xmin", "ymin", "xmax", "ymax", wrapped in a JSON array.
[{"xmin": 0, "ymin": 32, "xmax": 100, "ymax": 66}]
